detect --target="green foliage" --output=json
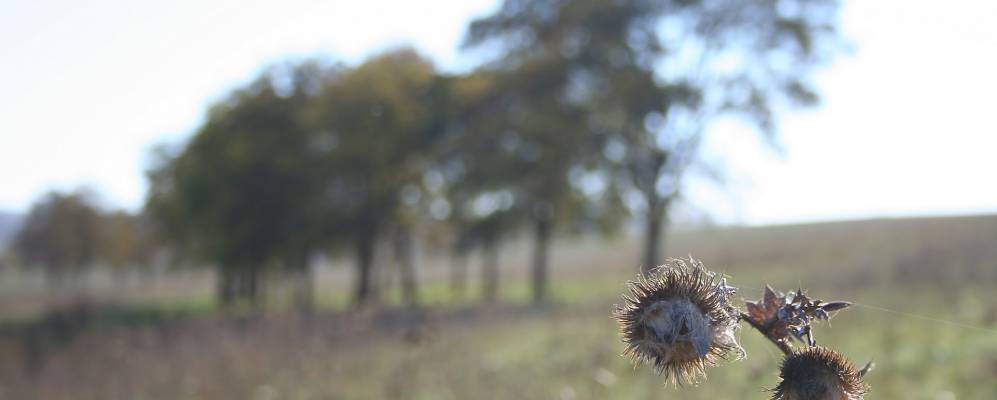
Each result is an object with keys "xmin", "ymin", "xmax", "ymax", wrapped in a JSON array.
[
  {"xmin": 98, "ymin": 211, "xmax": 157, "ymax": 271},
  {"xmin": 306, "ymin": 49, "xmax": 447, "ymax": 237},
  {"xmin": 145, "ymin": 61, "xmax": 334, "ymax": 305},
  {"xmin": 12, "ymin": 189, "xmax": 161, "ymax": 287},
  {"xmin": 14, "ymin": 190, "xmax": 102, "ymax": 280},
  {"xmin": 145, "ymin": 49, "xmax": 452, "ymax": 305},
  {"xmin": 307, "ymin": 48, "xmax": 451, "ymax": 304},
  {"xmin": 467, "ymin": 0, "xmax": 842, "ymax": 273},
  {"xmin": 139, "ymin": 0, "xmax": 845, "ymax": 307}
]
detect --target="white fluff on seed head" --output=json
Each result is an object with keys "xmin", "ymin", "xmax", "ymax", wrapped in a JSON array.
[
  {"xmin": 614, "ymin": 259, "xmax": 745, "ymax": 384},
  {"xmin": 641, "ymin": 300, "xmax": 712, "ymax": 357}
]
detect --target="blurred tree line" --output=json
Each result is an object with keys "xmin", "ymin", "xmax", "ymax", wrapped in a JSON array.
[
  {"xmin": 9, "ymin": 0, "xmax": 840, "ymax": 310},
  {"xmin": 12, "ymin": 190, "xmax": 159, "ymax": 286}
]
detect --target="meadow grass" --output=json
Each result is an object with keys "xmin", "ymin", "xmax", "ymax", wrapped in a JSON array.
[{"xmin": 1, "ymin": 215, "xmax": 996, "ymax": 399}]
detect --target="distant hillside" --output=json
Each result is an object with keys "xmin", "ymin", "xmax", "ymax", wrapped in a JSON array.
[
  {"xmin": 665, "ymin": 213, "xmax": 997, "ymax": 287},
  {"xmin": 0, "ymin": 212, "xmax": 23, "ymax": 250}
]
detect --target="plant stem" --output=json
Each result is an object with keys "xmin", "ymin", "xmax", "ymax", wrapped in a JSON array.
[{"xmin": 739, "ymin": 312, "xmax": 792, "ymax": 355}]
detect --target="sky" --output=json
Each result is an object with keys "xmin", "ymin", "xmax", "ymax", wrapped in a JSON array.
[{"xmin": 1, "ymin": 0, "xmax": 996, "ymax": 226}]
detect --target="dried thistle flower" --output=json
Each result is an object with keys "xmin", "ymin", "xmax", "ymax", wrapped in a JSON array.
[
  {"xmin": 744, "ymin": 286, "xmax": 851, "ymax": 350},
  {"xmin": 772, "ymin": 346, "xmax": 868, "ymax": 400},
  {"xmin": 613, "ymin": 258, "xmax": 744, "ymax": 385}
]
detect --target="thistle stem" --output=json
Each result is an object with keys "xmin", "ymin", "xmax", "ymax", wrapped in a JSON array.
[{"xmin": 739, "ymin": 312, "xmax": 792, "ymax": 355}]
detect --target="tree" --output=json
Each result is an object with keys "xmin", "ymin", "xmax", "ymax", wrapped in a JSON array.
[
  {"xmin": 146, "ymin": 62, "xmax": 331, "ymax": 308},
  {"xmin": 14, "ymin": 190, "xmax": 102, "ymax": 286},
  {"xmin": 437, "ymin": 70, "xmax": 525, "ymax": 303},
  {"xmin": 306, "ymin": 48, "xmax": 449, "ymax": 306},
  {"xmin": 463, "ymin": 3, "xmax": 637, "ymax": 303},
  {"xmin": 465, "ymin": 0, "xmax": 841, "ymax": 275},
  {"xmin": 97, "ymin": 210, "xmax": 157, "ymax": 279}
]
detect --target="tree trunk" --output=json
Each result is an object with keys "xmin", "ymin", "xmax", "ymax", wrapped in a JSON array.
[
  {"xmin": 481, "ymin": 237, "xmax": 499, "ymax": 303},
  {"xmin": 217, "ymin": 265, "xmax": 236, "ymax": 308},
  {"xmin": 291, "ymin": 251, "xmax": 314, "ymax": 313},
  {"xmin": 221, "ymin": 266, "xmax": 260, "ymax": 308},
  {"xmin": 243, "ymin": 267, "xmax": 263, "ymax": 310},
  {"xmin": 235, "ymin": 269, "xmax": 248, "ymax": 304},
  {"xmin": 530, "ymin": 217, "xmax": 552, "ymax": 304},
  {"xmin": 641, "ymin": 196, "xmax": 671, "ymax": 276},
  {"xmin": 394, "ymin": 225, "xmax": 419, "ymax": 307},
  {"xmin": 450, "ymin": 250, "xmax": 469, "ymax": 302},
  {"xmin": 354, "ymin": 234, "xmax": 377, "ymax": 306},
  {"xmin": 377, "ymin": 239, "xmax": 393, "ymax": 299}
]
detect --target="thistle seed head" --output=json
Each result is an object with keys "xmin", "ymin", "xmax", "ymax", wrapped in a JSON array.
[
  {"xmin": 613, "ymin": 258, "xmax": 744, "ymax": 385},
  {"xmin": 745, "ymin": 286, "xmax": 852, "ymax": 349},
  {"xmin": 773, "ymin": 346, "xmax": 868, "ymax": 400}
]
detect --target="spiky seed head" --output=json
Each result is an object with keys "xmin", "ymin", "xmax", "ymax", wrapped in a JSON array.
[
  {"xmin": 773, "ymin": 346, "xmax": 868, "ymax": 400},
  {"xmin": 613, "ymin": 258, "xmax": 744, "ymax": 385}
]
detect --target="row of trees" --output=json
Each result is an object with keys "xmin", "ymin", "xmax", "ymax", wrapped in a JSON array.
[
  {"xmin": 12, "ymin": 190, "xmax": 157, "ymax": 284},
  {"xmin": 11, "ymin": 0, "xmax": 841, "ymax": 309}
]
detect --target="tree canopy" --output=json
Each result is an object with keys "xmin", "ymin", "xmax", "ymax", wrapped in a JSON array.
[{"xmin": 128, "ymin": 0, "xmax": 844, "ymax": 309}]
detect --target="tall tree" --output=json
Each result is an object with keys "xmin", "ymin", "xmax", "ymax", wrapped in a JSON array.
[
  {"xmin": 306, "ymin": 49, "xmax": 449, "ymax": 306},
  {"xmin": 14, "ymin": 190, "xmax": 102, "ymax": 286},
  {"xmin": 439, "ymin": 71, "xmax": 508, "ymax": 303},
  {"xmin": 466, "ymin": 0, "xmax": 841, "ymax": 275},
  {"xmin": 442, "ymin": 69, "xmax": 578, "ymax": 303},
  {"xmin": 464, "ymin": 4, "xmax": 634, "ymax": 303},
  {"xmin": 146, "ymin": 63, "xmax": 330, "ymax": 308}
]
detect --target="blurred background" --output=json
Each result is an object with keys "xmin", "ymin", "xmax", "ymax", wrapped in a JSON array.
[{"xmin": 1, "ymin": 0, "xmax": 996, "ymax": 399}]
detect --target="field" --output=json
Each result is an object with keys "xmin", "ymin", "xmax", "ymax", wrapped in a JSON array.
[{"xmin": 2, "ymin": 215, "xmax": 997, "ymax": 399}]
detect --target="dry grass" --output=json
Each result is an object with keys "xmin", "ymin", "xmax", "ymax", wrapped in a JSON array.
[{"xmin": 1, "ymin": 214, "xmax": 996, "ymax": 399}]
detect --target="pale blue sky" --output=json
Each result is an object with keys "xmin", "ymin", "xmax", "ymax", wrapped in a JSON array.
[{"xmin": 1, "ymin": 0, "xmax": 996, "ymax": 225}]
